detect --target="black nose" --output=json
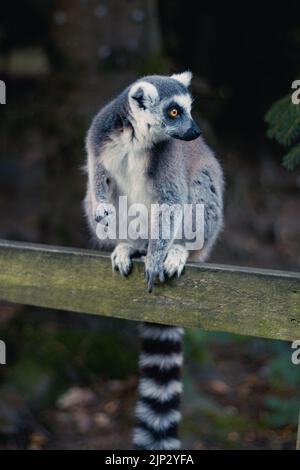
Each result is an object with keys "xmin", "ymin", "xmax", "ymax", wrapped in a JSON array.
[
  {"xmin": 190, "ymin": 122, "xmax": 201, "ymax": 138},
  {"xmin": 184, "ymin": 122, "xmax": 201, "ymax": 141}
]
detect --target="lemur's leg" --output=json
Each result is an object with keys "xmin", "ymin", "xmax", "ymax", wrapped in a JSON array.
[
  {"xmin": 145, "ymin": 203, "xmax": 184, "ymax": 291},
  {"xmin": 188, "ymin": 167, "xmax": 223, "ymax": 262},
  {"xmin": 162, "ymin": 165, "xmax": 223, "ymax": 276},
  {"xmin": 145, "ymin": 162, "xmax": 188, "ymax": 292}
]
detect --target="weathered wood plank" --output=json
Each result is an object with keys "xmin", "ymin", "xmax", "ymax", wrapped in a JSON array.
[{"xmin": 0, "ymin": 239, "xmax": 299, "ymax": 341}]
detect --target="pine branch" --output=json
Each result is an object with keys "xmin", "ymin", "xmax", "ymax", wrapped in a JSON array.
[
  {"xmin": 265, "ymin": 88, "xmax": 300, "ymax": 169},
  {"xmin": 282, "ymin": 142, "xmax": 300, "ymax": 170},
  {"xmin": 265, "ymin": 95, "xmax": 300, "ymax": 146}
]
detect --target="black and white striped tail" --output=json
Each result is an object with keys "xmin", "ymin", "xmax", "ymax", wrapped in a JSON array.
[{"xmin": 133, "ymin": 323, "xmax": 184, "ymax": 450}]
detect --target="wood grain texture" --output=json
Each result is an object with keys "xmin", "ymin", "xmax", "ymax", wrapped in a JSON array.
[{"xmin": 0, "ymin": 239, "xmax": 299, "ymax": 341}]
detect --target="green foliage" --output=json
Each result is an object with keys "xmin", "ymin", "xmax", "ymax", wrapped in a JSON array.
[
  {"xmin": 264, "ymin": 396, "xmax": 300, "ymax": 427},
  {"xmin": 265, "ymin": 350, "xmax": 300, "ymax": 390},
  {"xmin": 262, "ymin": 344, "xmax": 300, "ymax": 428},
  {"xmin": 282, "ymin": 142, "xmax": 300, "ymax": 170},
  {"xmin": 265, "ymin": 93, "xmax": 300, "ymax": 170},
  {"xmin": 1, "ymin": 315, "xmax": 138, "ymax": 410},
  {"xmin": 5, "ymin": 357, "xmax": 55, "ymax": 407}
]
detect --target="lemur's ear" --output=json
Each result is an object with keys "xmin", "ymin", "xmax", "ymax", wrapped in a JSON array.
[
  {"xmin": 129, "ymin": 82, "xmax": 159, "ymax": 110},
  {"xmin": 131, "ymin": 87, "xmax": 146, "ymax": 110},
  {"xmin": 171, "ymin": 71, "xmax": 192, "ymax": 88}
]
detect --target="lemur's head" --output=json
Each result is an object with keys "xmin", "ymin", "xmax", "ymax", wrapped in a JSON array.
[{"xmin": 128, "ymin": 72, "xmax": 201, "ymax": 144}]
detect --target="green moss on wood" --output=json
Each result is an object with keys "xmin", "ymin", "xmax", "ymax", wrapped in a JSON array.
[{"xmin": 0, "ymin": 240, "xmax": 299, "ymax": 342}]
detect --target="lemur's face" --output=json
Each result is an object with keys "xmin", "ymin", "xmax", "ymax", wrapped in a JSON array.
[{"xmin": 128, "ymin": 72, "xmax": 201, "ymax": 144}]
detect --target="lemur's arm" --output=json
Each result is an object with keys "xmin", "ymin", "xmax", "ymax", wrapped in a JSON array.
[
  {"xmin": 86, "ymin": 109, "xmax": 115, "ymax": 223},
  {"xmin": 91, "ymin": 157, "xmax": 110, "ymax": 202},
  {"xmin": 87, "ymin": 153, "xmax": 112, "ymax": 222}
]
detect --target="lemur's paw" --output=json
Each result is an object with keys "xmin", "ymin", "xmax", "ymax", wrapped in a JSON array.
[
  {"xmin": 111, "ymin": 243, "xmax": 133, "ymax": 277},
  {"xmin": 164, "ymin": 245, "xmax": 188, "ymax": 279},
  {"xmin": 95, "ymin": 202, "xmax": 114, "ymax": 226},
  {"xmin": 144, "ymin": 255, "xmax": 165, "ymax": 293}
]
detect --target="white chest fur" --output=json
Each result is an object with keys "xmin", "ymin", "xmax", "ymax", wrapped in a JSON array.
[{"xmin": 100, "ymin": 130, "xmax": 153, "ymax": 207}]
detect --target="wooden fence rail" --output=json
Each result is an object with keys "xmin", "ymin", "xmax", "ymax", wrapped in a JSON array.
[
  {"xmin": 0, "ymin": 239, "xmax": 299, "ymax": 341},
  {"xmin": 0, "ymin": 238, "xmax": 299, "ymax": 448}
]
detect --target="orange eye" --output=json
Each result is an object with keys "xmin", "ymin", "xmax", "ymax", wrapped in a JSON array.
[{"xmin": 168, "ymin": 108, "xmax": 179, "ymax": 118}]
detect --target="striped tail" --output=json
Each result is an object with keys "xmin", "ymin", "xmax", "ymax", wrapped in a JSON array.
[{"xmin": 133, "ymin": 323, "xmax": 184, "ymax": 450}]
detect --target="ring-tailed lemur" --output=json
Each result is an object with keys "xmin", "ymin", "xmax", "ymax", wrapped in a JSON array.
[{"xmin": 84, "ymin": 72, "xmax": 224, "ymax": 450}]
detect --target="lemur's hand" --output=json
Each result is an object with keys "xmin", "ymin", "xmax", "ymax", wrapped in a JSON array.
[
  {"xmin": 144, "ymin": 253, "xmax": 165, "ymax": 293},
  {"xmin": 95, "ymin": 202, "xmax": 114, "ymax": 226},
  {"xmin": 144, "ymin": 245, "xmax": 188, "ymax": 292},
  {"xmin": 164, "ymin": 245, "xmax": 188, "ymax": 279},
  {"xmin": 111, "ymin": 243, "xmax": 134, "ymax": 277}
]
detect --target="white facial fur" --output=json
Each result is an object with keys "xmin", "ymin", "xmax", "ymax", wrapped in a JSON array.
[
  {"xmin": 129, "ymin": 81, "xmax": 159, "ymax": 108},
  {"xmin": 128, "ymin": 81, "xmax": 161, "ymax": 147},
  {"xmin": 161, "ymin": 94, "xmax": 192, "ymax": 115}
]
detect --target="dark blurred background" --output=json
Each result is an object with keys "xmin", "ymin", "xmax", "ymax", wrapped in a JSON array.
[{"xmin": 0, "ymin": 0, "xmax": 299, "ymax": 450}]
